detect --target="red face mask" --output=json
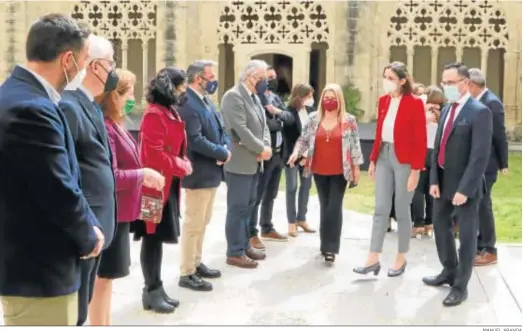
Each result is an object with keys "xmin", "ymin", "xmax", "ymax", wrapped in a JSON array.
[{"xmin": 322, "ymin": 98, "xmax": 338, "ymax": 112}]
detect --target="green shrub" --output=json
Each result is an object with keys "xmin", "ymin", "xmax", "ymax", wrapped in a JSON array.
[{"xmin": 342, "ymin": 83, "xmax": 364, "ymax": 119}]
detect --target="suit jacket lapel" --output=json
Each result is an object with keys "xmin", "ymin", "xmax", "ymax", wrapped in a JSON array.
[
  {"xmin": 238, "ymin": 84, "xmax": 264, "ymax": 125},
  {"xmin": 450, "ymin": 98, "xmax": 472, "ymax": 134},
  {"xmin": 75, "ymin": 91, "xmax": 108, "ymax": 147},
  {"xmin": 113, "ymin": 122, "xmax": 140, "ymax": 163}
]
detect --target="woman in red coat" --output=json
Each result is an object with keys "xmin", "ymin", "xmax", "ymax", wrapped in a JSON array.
[
  {"xmin": 353, "ymin": 62, "xmax": 427, "ymax": 277},
  {"xmin": 132, "ymin": 67, "xmax": 192, "ymax": 314}
]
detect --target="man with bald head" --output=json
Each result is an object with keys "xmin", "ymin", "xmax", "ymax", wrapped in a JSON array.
[
  {"xmin": 59, "ymin": 33, "xmax": 119, "ymax": 325},
  {"xmin": 467, "ymin": 68, "xmax": 508, "ymax": 266}
]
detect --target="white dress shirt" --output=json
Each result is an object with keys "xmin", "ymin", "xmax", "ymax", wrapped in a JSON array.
[
  {"xmin": 298, "ymin": 106, "xmax": 310, "ymax": 129},
  {"xmin": 381, "ymin": 96, "xmax": 401, "ymax": 143},
  {"xmin": 476, "ymin": 88, "xmax": 488, "ymax": 101},
  {"xmin": 22, "ymin": 65, "xmax": 61, "ymax": 105}
]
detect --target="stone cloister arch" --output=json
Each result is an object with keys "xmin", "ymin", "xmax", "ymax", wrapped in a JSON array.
[
  {"xmin": 216, "ymin": 0, "xmax": 332, "ymax": 97},
  {"xmin": 386, "ymin": 0, "xmax": 509, "ymax": 97},
  {"xmin": 71, "ymin": 0, "xmax": 158, "ymax": 105}
]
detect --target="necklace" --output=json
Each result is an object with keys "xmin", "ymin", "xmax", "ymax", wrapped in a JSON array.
[{"xmin": 322, "ymin": 122, "xmax": 338, "ymax": 143}]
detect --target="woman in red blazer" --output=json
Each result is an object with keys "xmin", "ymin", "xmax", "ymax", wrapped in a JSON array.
[
  {"xmin": 132, "ymin": 67, "xmax": 192, "ymax": 314},
  {"xmin": 90, "ymin": 69, "xmax": 165, "ymax": 325},
  {"xmin": 353, "ymin": 62, "xmax": 427, "ymax": 277}
]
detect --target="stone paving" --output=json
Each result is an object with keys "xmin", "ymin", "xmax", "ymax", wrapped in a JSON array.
[{"xmin": 1, "ymin": 183, "xmax": 521, "ymax": 325}]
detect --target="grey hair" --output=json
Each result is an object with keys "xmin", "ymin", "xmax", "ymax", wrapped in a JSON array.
[
  {"xmin": 468, "ymin": 68, "xmax": 486, "ymax": 88},
  {"xmin": 187, "ymin": 60, "xmax": 217, "ymax": 83},
  {"xmin": 87, "ymin": 34, "xmax": 114, "ymax": 62},
  {"xmin": 239, "ymin": 59, "xmax": 269, "ymax": 82}
]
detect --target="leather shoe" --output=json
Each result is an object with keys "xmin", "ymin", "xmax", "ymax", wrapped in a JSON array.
[
  {"xmin": 196, "ymin": 263, "xmax": 221, "ymax": 278},
  {"xmin": 443, "ymin": 289, "xmax": 468, "ymax": 307},
  {"xmin": 246, "ymin": 247, "xmax": 266, "ymax": 260},
  {"xmin": 178, "ymin": 274, "xmax": 212, "ymax": 291},
  {"xmin": 422, "ymin": 274, "xmax": 454, "ymax": 287},
  {"xmin": 226, "ymin": 255, "xmax": 258, "ymax": 269}
]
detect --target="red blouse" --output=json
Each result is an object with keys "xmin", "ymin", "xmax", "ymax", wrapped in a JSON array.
[{"xmin": 311, "ymin": 124, "xmax": 344, "ymax": 175}]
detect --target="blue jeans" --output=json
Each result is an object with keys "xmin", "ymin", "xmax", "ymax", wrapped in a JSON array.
[{"xmin": 285, "ymin": 165, "xmax": 312, "ymax": 224}]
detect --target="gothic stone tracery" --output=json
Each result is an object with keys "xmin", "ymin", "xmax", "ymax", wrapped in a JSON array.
[
  {"xmin": 71, "ymin": 0, "xmax": 158, "ymax": 105},
  {"xmin": 387, "ymin": 0, "xmax": 508, "ymax": 50},
  {"xmin": 387, "ymin": 0, "xmax": 509, "ymax": 87},
  {"xmin": 217, "ymin": 0, "xmax": 329, "ymax": 45}
]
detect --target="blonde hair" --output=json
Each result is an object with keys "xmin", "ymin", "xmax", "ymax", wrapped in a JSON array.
[
  {"xmin": 317, "ymin": 83, "xmax": 346, "ymax": 122},
  {"xmin": 96, "ymin": 68, "xmax": 136, "ymax": 124}
]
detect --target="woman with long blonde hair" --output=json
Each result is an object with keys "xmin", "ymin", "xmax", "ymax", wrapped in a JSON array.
[{"xmin": 288, "ymin": 83, "xmax": 364, "ymax": 264}]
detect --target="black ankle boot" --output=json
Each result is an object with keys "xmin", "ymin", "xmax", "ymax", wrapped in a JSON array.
[
  {"xmin": 142, "ymin": 287, "xmax": 175, "ymax": 314},
  {"xmin": 159, "ymin": 284, "xmax": 180, "ymax": 307}
]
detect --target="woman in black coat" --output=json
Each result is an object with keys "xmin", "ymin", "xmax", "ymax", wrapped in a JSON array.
[{"xmin": 282, "ymin": 83, "xmax": 316, "ymax": 237}]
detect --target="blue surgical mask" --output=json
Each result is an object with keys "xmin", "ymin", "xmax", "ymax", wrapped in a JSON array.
[
  {"xmin": 443, "ymin": 85, "xmax": 461, "ymax": 102},
  {"xmin": 205, "ymin": 80, "xmax": 218, "ymax": 95}
]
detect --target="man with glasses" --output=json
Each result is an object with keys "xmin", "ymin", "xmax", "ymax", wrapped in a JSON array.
[
  {"xmin": 220, "ymin": 60, "xmax": 272, "ymax": 269},
  {"xmin": 59, "ymin": 33, "xmax": 119, "ymax": 325},
  {"xmin": 423, "ymin": 62, "xmax": 492, "ymax": 307},
  {"xmin": 178, "ymin": 60, "xmax": 231, "ymax": 291}
]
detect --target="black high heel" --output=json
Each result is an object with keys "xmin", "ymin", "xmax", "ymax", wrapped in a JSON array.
[
  {"xmin": 353, "ymin": 262, "xmax": 381, "ymax": 276},
  {"xmin": 387, "ymin": 261, "xmax": 407, "ymax": 277}
]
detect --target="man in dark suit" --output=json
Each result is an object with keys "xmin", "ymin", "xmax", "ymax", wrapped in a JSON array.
[
  {"xmin": 178, "ymin": 60, "xmax": 231, "ymax": 292},
  {"xmin": 59, "ymin": 34, "xmax": 119, "ymax": 325},
  {"xmin": 0, "ymin": 14, "xmax": 103, "ymax": 325},
  {"xmin": 467, "ymin": 68, "xmax": 509, "ymax": 266},
  {"xmin": 249, "ymin": 66, "xmax": 294, "ymax": 250},
  {"xmin": 221, "ymin": 60, "xmax": 272, "ymax": 269},
  {"xmin": 423, "ymin": 63, "xmax": 493, "ymax": 307}
]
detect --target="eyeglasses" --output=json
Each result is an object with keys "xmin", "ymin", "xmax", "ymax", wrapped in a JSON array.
[
  {"xmin": 92, "ymin": 58, "xmax": 116, "ymax": 70},
  {"xmin": 441, "ymin": 78, "xmax": 464, "ymax": 86}
]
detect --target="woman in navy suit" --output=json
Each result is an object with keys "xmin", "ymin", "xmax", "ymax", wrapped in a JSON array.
[{"xmin": 89, "ymin": 69, "xmax": 165, "ymax": 325}]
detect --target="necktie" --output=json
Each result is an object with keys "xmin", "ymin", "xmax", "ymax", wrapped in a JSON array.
[
  {"xmin": 437, "ymin": 103, "xmax": 459, "ymax": 168},
  {"xmin": 251, "ymin": 94, "xmax": 263, "ymax": 117}
]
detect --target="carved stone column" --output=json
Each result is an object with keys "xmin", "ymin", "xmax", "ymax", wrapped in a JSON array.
[
  {"xmin": 502, "ymin": 50, "xmax": 520, "ymax": 132},
  {"xmin": 164, "ymin": 0, "xmax": 176, "ymax": 67},
  {"xmin": 5, "ymin": 1, "xmax": 18, "ymax": 77}
]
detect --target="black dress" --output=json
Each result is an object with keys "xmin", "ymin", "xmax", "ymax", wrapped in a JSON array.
[{"xmin": 131, "ymin": 177, "xmax": 181, "ymax": 244}]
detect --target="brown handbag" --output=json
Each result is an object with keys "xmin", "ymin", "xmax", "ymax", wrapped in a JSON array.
[{"xmin": 139, "ymin": 192, "xmax": 164, "ymax": 224}]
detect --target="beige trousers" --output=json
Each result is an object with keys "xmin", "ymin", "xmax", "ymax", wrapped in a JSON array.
[
  {"xmin": 1, "ymin": 292, "xmax": 78, "ymax": 326},
  {"xmin": 180, "ymin": 187, "xmax": 218, "ymax": 276}
]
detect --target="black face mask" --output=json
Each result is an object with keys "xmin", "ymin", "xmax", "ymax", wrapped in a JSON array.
[
  {"xmin": 267, "ymin": 79, "xmax": 278, "ymax": 92},
  {"xmin": 94, "ymin": 61, "xmax": 119, "ymax": 93},
  {"xmin": 104, "ymin": 70, "xmax": 119, "ymax": 92}
]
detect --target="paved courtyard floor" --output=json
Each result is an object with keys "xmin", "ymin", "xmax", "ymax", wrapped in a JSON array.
[{"xmin": 1, "ymin": 184, "xmax": 521, "ymax": 325}]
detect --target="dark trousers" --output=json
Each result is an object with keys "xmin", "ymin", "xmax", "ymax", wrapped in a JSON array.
[
  {"xmin": 77, "ymin": 255, "xmax": 101, "ymax": 326},
  {"xmin": 225, "ymin": 171, "xmax": 259, "ymax": 257},
  {"xmin": 249, "ymin": 152, "xmax": 283, "ymax": 236},
  {"xmin": 477, "ymin": 172, "xmax": 497, "ymax": 254},
  {"xmin": 412, "ymin": 149, "xmax": 434, "ymax": 227},
  {"xmin": 314, "ymin": 174, "xmax": 348, "ymax": 254},
  {"xmin": 285, "ymin": 165, "xmax": 312, "ymax": 223},
  {"xmin": 140, "ymin": 235, "xmax": 163, "ymax": 290},
  {"xmin": 433, "ymin": 193, "xmax": 480, "ymax": 292}
]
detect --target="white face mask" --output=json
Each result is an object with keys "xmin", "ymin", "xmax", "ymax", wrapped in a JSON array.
[
  {"xmin": 383, "ymin": 79, "xmax": 397, "ymax": 94},
  {"xmin": 419, "ymin": 94, "xmax": 428, "ymax": 104},
  {"xmin": 304, "ymin": 98, "xmax": 314, "ymax": 107},
  {"xmin": 64, "ymin": 68, "xmax": 87, "ymax": 91}
]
